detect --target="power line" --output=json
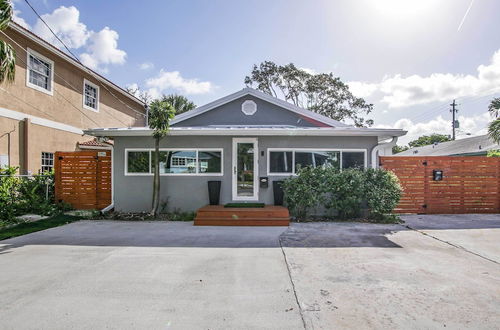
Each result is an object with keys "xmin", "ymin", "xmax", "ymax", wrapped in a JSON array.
[{"xmin": 22, "ymin": 0, "xmax": 146, "ymax": 119}]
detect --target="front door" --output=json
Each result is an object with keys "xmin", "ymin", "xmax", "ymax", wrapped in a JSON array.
[{"xmin": 232, "ymin": 138, "xmax": 258, "ymax": 201}]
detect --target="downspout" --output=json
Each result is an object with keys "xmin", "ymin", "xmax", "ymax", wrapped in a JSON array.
[
  {"xmin": 101, "ymin": 144, "xmax": 114, "ymax": 213},
  {"xmin": 371, "ymin": 136, "xmax": 398, "ymax": 168}
]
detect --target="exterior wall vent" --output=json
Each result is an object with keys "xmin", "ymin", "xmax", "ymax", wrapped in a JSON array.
[{"xmin": 242, "ymin": 100, "xmax": 257, "ymax": 116}]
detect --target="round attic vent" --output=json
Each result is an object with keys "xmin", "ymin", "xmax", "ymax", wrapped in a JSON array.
[{"xmin": 241, "ymin": 100, "xmax": 257, "ymax": 115}]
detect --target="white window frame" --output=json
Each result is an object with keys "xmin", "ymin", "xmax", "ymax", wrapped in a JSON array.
[
  {"xmin": 124, "ymin": 148, "xmax": 224, "ymax": 176},
  {"xmin": 26, "ymin": 48, "xmax": 54, "ymax": 96},
  {"xmin": 83, "ymin": 79, "xmax": 100, "ymax": 112},
  {"xmin": 267, "ymin": 148, "xmax": 367, "ymax": 176},
  {"xmin": 41, "ymin": 151, "xmax": 54, "ymax": 173}
]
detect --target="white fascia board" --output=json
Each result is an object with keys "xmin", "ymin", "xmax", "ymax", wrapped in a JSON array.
[
  {"xmin": 85, "ymin": 127, "xmax": 406, "ymax": 138},
  {"xmin": 9, "ymin": 23, "xmax": 145, "ymax": 107},
  {"xmin": 171, "ymin": 88, "xmax": 348, "ymax": 128}
]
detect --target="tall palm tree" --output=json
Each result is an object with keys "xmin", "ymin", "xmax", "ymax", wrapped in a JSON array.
[
  {"xmin": 148, "ymin": 99, "xmax": 176, "ymax": 216},
  {"xmin": 0, "ymin": 0, "xmax": 15, "ymax": 83},
  {"xmin": 161, "ymin": 94, "xmax": 196, "ymax": 114},
  {"xmin": 488, "ymin": 97, "xmax": 500, "ymax": 144}
]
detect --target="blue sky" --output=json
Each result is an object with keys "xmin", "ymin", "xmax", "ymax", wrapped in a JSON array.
[{"xmin": 12, "ymin": 0, "xmax": 500, "ymax": 144}]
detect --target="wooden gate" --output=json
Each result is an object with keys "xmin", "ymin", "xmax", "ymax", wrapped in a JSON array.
[
  {"xmin": 380, "ymin": 156, "xmax": 500, "ymax": 214},
  {"xmin": 55, "ymin": 151, "xmax": 111, "ymax": 210}
]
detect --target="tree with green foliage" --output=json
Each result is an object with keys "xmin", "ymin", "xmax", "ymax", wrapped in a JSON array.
[
  {"xmin": 148, "ymin": 99, "xmax": 175, "ymax": 216},
  {"xmin": 408, "ymin": 134, "xmax": 451, "ymax": 148},
  {"xmin": 0, "ymin": 0, "xmax": 15, "ymax": 84},
  {"xmin": 392, "ymin": 145, "xmax": 409, "ymax": 154},
  {"xmin": 160, "ymin": 94, "xmax": 196, "ymax": 114},
  {"xmin": 487, "ymin": 97, "xmax": 500, "ymax": 144},
  {"xmin": 244, "ymin": 61, "xmax": 374, "ymax": 127}
]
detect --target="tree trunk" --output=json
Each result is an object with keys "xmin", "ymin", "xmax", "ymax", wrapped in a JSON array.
[{"xmin": 150, "ymin": 137, "xmax": 160, "ymax": 216}]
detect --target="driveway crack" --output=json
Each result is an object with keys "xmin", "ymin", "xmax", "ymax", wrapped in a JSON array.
[
  {"xmin": 278, "ymin": 236, "xmax": 308, "ymax": 330},
  {"xmin": 405, "ymin": 225, "xmax": 499, "ymax": 265}
]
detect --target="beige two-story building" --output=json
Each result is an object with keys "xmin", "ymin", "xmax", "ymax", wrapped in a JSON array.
[{"xmin": 0, "ymin": 22, "xmax": 146, "ymax": 174}]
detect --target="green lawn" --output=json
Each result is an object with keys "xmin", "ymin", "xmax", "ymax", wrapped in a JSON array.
[{"xmin": 0, "ymin": 214, "xmax": 82, "ymax": 241}]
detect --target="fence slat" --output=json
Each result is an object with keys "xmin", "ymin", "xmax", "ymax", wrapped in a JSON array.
[{"xmin": 380, "ymin": 156, "xmax": 500, "ymax": 214}]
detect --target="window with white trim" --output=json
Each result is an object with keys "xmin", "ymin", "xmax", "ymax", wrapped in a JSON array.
[
  {"xmin": 83, "ymin": 79, "xmax": 99, "ymax": 111},
  {"xmin": 126, "ymin": 149, "xmax": 223, "ymax": 175},
  {"xmin": 27, "ymin": 49, "xmax": 54, "ymax": 94},
  {"xmin": 41, "ymin": 152, "xmax": 54, "ymax": 173},
  {"xmin": 268, "ymin": 149, "xmax": 366, "ymax": 174}
]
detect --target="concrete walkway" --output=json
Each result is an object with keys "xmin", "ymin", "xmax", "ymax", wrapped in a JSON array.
[{"xmin": 0, "ymin": 215, "xmax": 499, "ymax": 329}]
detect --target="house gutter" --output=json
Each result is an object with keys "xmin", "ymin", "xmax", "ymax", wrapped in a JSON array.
[
  {"xmin": 371, "ymin": 136, "xmax": 398, "ymax": 168},
  {"xmin": 100, "ymin": 145, "xmax": 114, "ymax": 214}
]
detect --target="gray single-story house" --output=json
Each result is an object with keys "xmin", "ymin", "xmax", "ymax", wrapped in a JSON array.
[{"xmin": 86, "ymin": 88, "xmax": 406, "ymax": 212}]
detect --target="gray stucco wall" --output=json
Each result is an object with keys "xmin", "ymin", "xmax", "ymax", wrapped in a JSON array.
[
  {"xmin": 113, "ymin": 135, "xmax": 378, "ymax": 212},
  {"xmin": 173, "ymin": 95, "xmax": 327, "ymax": 127}
]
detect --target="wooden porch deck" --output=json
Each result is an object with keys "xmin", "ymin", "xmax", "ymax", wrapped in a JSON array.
[{"xmin": 194, "ymin": 205, "xmax": 290, "ymax": 226}]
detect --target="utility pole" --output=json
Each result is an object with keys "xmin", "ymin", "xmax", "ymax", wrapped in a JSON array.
[{"xmin": 450, "ymin": 99, "xmax": 459, "ymax": 140}]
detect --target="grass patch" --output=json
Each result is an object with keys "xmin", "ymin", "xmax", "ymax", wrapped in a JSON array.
[
  {"xmin": 0, "ymin": 214, "xmax": 82, "ymax": 241},
  {"xmin": 224, "ymin": 203, "xmax": 265, "ymax": 208}
]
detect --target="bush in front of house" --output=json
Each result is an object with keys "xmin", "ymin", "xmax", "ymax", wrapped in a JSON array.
[
  {"xmin": 281, "ymin": 166, "xmax": 402, "ymax": 222},
  {"xmin": 281, "ymin": 165, "xmax": 325, "ymax": 219},
  {"xmin": 363, "ymin": 168, "xmax": 402, "ymax": 221},
  {"xmin": 0, "ymin": 166, "xmax": 59, "ymax": 223},
  {"xmin": 323, "ymin": 168, "xmax": 366, "ymax": 219}
]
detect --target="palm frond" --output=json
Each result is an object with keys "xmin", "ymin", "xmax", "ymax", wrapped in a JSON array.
[
  {"xmin": 488, "ymin": 97, "xmax": 500, "ymax": 118},
  {"xmin": 0, "ymin": 0, "xmax": 13, "ymax": 31},
  {"xmin": 488, "ymin": 119, "xmax": 500, "ymax": 144},
  {"xmin": 0, "ymin": 39, "xmax": 16, "ymax": 83}
]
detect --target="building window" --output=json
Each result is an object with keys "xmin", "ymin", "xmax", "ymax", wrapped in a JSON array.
[
  {"xmin": 83, "ymin": 79, "xmax": 99, "ymax": 111},
  {"xmin": 342, "ymin": 151, "xmax": 365, "ymax": 169},
  {"xmin": 127, "ymin": 151, "xmax": 150, "ymax": 174},
  {"xmin": 41, "ymin": 152, "xmax": 54, "ymax": 173},
  {"xmin": 269, "ymin": 151, "xmax": 293, "ymax": 173},
  {"xmin": 26, "ymin": 48, "xmax": 54, "ymax": 95},
  {"xmin": 125, "ymin": 149, "xmax": 223, "ymax": 176},
  {"xmin": 268, "ymin": 149, "xmax": 366, "ymax": 175},
  {"xmin": 241, "ymin": 100, "xmax": 257, "ymax": 115}
]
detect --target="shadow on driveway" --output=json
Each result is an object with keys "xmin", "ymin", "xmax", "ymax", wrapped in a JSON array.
[{"xmin": 1, "ymin": 214, "xmax": 499, "ymax": 251}]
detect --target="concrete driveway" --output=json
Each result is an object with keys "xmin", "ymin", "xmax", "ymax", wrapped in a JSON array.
[{"xmin": 0, "ymin": 215, "xmax": 499, "ymax": 330}]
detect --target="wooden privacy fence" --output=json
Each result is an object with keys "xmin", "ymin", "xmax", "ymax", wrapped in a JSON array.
[
  {"xmin": 380, "ymin": 156, "xmax": 500, "ymax": 214},
  {"xmin": 55, "ymin": 151, "xmax": 111, "ymax": 210}
]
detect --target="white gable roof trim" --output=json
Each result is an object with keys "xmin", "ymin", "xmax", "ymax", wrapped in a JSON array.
[
  {"xmin": 85, "ymin": 126, "xmax": 406, "ymax": 140},
  {"xmin": 171, "ymin": 88, "xmax": 349, "ymax": 127}
]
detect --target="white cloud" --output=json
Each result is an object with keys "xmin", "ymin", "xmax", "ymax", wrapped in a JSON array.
[
  {"xmin": 16, "ymin": 5, "xmax": 127, "ymax": 73},
  {"xmin": 378, "ymin": 112, "xmax": 491, "ymax": 144},
  {"xmin": 350, "ymin": 49, "xmax": 500, "ymax": 108},
  {"xmin": 145, "ymin": 69, "xmax": 213, "ymax": 95},
  {"xmin": 33, "ymin": 6, "xmax": 89, "ymax": 49},
  {"xmin": 348, "ymin": 81, "xmax": 378, "ymax": 98},
  {"xmin": 80, "ymin": 27, "xmax": 127, "ymax": 72},
  {"xmin": 139, "ymin": 62, "xmax": 154, "ymax": 70},
  {"xmin": 12, "ymin": 9, "xmax": 31, "ymax": 29}
]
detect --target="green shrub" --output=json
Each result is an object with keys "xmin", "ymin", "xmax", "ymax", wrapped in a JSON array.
[
  {"xmin": 487, "ymin": 149, "xmax": 500, "ymax": 157},
  {"xmin": 0, "ymin": 167, "xmax": 59, "ymax": 222},
  {"xmin": 282, "ymin": 166, "xmax": 325, "ymax": 219},
  {"xmin": 0, "ymin": 167, "xmax": 21, "ymax": 221},
  {"xmin": 282, "ymin": 166, "xmax": 402, "ymax": 221},
  {"xmin": 364, "ymin": 168, "xmax": 402, "ymax": 221},
  {"xmin": 323, "ymin": 168, "xmax": 365, "ymax": 219}
]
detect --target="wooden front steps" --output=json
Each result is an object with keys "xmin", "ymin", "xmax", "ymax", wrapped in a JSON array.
[{"xmin": 194, "ymin": 205, "xmax": 290, "ymax": 226}]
